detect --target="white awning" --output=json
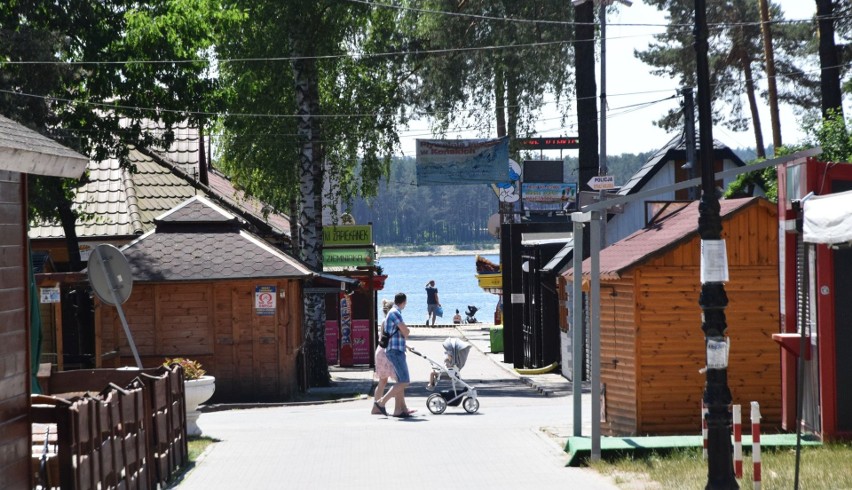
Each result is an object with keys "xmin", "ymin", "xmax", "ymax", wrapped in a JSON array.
[{"xmin": 803, "ymin": 189, "xmax": 852, "ymax": 245}]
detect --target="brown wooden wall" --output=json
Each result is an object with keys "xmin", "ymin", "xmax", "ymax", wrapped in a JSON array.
[
  {"xmin": 99, "ymin": 278, "xmax": 304, "ymax": 402},
  {"xmin": 601, "ymin": 200, "xmax": 781, "ymax": 435},
  {"xmin": 0, "ymin": 171, "xmax": 30, "ymax": 489}
]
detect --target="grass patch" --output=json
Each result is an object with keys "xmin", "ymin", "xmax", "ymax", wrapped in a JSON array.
[
  {"xmin": 188, "ymin": 436, "xmax": 216, "ymax": 462},
  {"xmin": 591, "ymin": 443, "xmax": 852, "ymax": 489}
]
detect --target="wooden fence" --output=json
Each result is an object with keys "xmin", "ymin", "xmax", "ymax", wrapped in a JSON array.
[{"xmin": 31, "ymin": 365, "xmax": 188, "ymax": 489}]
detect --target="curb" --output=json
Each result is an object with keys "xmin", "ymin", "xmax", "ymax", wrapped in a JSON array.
[{"xmin": 200, "ymin": 392, "xmax": 372, "ymax": 413}]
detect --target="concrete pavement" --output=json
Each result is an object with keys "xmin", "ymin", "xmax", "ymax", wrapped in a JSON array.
[{"xmin": 174, "ymin": 327, "xmax": 617, "ymax": 489}]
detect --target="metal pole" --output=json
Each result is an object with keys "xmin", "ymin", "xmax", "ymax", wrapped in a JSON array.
[
  {"xmin": 590, "ymin": 211, "xmax": 602, "ymax": 461},
  {"xmin": 572, "ymin": 216, "xmax": 586, "ymax": 437},
  {"xmin": 93, "ymin": 247, "xmax": 143, "ymax": 369},
  {"xmin": 682, "ymin": 87, "xmax": 698, "ymax": 201},
  {"xmin": 695, "ymin": 0, "xmax": 737, "ymax": 487},
  {"xmin": 598, "ymin": 1, "xmax": 608, "ymax": 247}
]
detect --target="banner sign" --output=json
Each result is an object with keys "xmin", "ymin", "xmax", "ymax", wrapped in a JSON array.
[
  {"xmin": 325, "ymin": 320, "xmax": 339, "ymax": 364},
  {"xmin": 254, "ymin": 286, "xmax": 276, "ymax": 316},
  {"xmin": 522, "ymin": 182, "xmax": 578, "ymax": 213},
  {"xmin": 517, "ymin": 137, "xmax": 580, "ymax": 150},
  {"xmin": 351, "ymin": 320, "xmax": 371, "ymax": 364},
  {"xmin": 323, "ymin": 225, "xmax": 373, "ymax": 247},
  {"xmin": 416, "ymin": 137, "xmax": 509, "ymax": 185},
  {"xmin": 323, "ymin": 247, "xmax": 376, "ymax": 269},
  {"xmin": 40, "ymin": 286, "xmax": 61, "ymax": 304}
]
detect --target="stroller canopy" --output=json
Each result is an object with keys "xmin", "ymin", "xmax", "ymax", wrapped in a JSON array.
[{"xmin": 442, "ymin": 337, "xmax": 472, "ymax": 370}]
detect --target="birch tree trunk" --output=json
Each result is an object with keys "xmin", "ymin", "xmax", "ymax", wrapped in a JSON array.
[{"xmin": 292, "ymin": 42, "xmax": 330, "ymax": 387}]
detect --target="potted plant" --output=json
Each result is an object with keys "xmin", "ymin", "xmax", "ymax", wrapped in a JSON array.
[
  {"xmin": 372, "ymin": 264, "xmax": 388, "ymax": 290},
  {"xmin": 165, "ymin": 358, "xmax": 215, "ymax": 437}
]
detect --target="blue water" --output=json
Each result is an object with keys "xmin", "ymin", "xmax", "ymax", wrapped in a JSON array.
[{"xmin": 377, "ymin": 255, "xmax": 500, "ymax": 325}]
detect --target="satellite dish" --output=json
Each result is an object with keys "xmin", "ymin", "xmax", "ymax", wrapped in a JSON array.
[
  {"xmin": 88, "ymin": 244, "xmax": 133, "ymax": 305},
  {"xmin": 487, "ymin": 213, "xmax": 501, "ymax": 238},
  {"xmin": 87, "ymin": 244, "xmax": 142, "ymax": 368}
]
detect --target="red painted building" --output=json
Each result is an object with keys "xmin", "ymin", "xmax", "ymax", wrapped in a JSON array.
[{"xmin": 777, "ymin": 157, "xmax": 852, "ymax": 440}]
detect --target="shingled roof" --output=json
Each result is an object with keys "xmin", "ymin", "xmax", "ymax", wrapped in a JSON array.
[
  {"xmin": 122, "ymin": 196, "xmax": 310, "ymax": 282},
  {"xmin": 29, "ymin": 145, "xmax": 291, "ymax": 241},
  {"xmin": 29, "ymin": 148, "xmax": 197, "ymax": 239},
  {"xmin": 564, "ymin": 197, "xmax": 760, "ymax": 280},
  {"xmin": 0, "ymin": 114, "xmax": 88, "ymax": 178},
  {"xmin": 619, "ymin": 132, "xmax": 747, "ymax": 197}
]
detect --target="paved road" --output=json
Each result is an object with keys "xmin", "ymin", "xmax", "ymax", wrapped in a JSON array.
[{"xmin": 175, "ymin": 327, "xmax": 618, "ymax": 490}]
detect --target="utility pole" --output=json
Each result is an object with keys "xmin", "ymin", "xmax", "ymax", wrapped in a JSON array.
[
  {"xmin": 682, "ymin": 88, "xmax": 697, "ymax": 201},
  {"xmin": 758, "ymin": 0, "xmax": 782, "ymax": 150},
  {"xmin": 598, "ymin": 0, "xmax": 609, "ymax": 248},
  {"xmin": 694, "ymin": 0, "xmax": 738, "ymax": 488}
]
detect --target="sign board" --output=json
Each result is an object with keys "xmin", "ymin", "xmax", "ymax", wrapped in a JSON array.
[
  {"xmin": 323, "ymin": 225, "xmax": 372, "ymax": 247},
  {"xmin": 323, "ymin": 247, "xmax": 376, "ymax": 269},
  {"xmin": 255, "ymin": 285, "xmax": 276, "ymax": 316},
  {"xmin": 325, "ymin": 319, "xmax": 371, "ymax": 365},
  {"xmin": 517, "ymin": 137, "xmax": 580, "ymax": 150},
  {"xmin": 416, "ymin": 137, "xmax": 508, "ymax": 185},
  {"xmin": 587, "ymin": 175, "xmax": 616, "ymax": 190},
  {"xmin": 40, "ymin": 286, "xmax": 61, "ymax": 304},
  {"xmin": 522, "ymin": 182, "xmax": 578, "ymax": 213}
]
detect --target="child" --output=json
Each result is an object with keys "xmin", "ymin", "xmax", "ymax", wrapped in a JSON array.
[
  {"xmin": 426, "ymin": 351, "xmax": 454, "ymax": 391},
  {"xmin": 452, "ymin": 309, "xmax": 462, "ymax": 324}
]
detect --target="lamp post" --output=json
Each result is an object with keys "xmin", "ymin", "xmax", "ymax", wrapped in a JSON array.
[{"xmin": 694, "ymin": 0, "xmax": 738, "ymax": 488}]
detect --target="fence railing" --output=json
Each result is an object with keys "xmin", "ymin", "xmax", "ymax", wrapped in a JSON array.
[{"xmin": 31, "ymin": 365, "xmax": 188, "ymax": 489}]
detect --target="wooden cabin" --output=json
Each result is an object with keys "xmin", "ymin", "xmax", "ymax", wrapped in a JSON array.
[
  {"xmin": 563, "ymin": 197, "xmax": 781, "ymax": 436},
  {"xmin": 0, "ymin": 115, "xmax": 87, "ymax": 489},
  {"xmin": 97, "ymin": 196, "xmax": 311, "ymax": 402}
]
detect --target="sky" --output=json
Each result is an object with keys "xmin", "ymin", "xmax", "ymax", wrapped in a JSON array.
[{"xmin": 396, "ymin": 0, "xmax": 838, "ymax": 158}]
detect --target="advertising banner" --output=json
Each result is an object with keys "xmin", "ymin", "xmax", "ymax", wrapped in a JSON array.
[
  {"xmin": 416, "ymin": 137, "xmax": 509, "ymax": 185},
  {"xmin": 325, "ymin": 320, "xmax": 339, "ymax": 365},
  {"xmin": 522, "ymin": 182, "xmax": 578, "ymax": 213},
  {"xmin": 352, "ymin": 320, "xmax": 371, "ymax": 364}
]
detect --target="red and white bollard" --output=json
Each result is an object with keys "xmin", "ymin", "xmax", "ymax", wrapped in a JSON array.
[
  {"xmin": 733, "ymin": 404, "xmax": 743, "ymax": 478},
  {"xmin": 751, "ymin": 401, "xmax": 762, "ymax": 490},
  {"xmin": 701, "ymin": 400, "xmax": 709, "ymax": 460}
]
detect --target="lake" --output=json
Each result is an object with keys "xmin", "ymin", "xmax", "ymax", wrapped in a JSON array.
[{"xmin": 377, "ymin": 254, "xmax": 500, "ymax": 325}]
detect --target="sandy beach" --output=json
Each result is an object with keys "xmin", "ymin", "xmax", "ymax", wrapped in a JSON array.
[{"xmin": 378, "ymin": 244, "xmax": 499, "ymax": 258}]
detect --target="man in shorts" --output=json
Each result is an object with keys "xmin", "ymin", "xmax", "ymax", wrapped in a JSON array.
[
  {"xmin": 425, "ymin": 280, "xmax": 440, "ymax": 326},
  {"xmin": 375, "ymin": 292, "xmax": 413, "ymax": 418}
]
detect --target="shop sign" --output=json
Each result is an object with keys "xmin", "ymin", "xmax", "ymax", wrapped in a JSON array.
[
  {"xmin": 323, "ymin": 247, "xmax": 376, "ymax": 269},
  {"xmin": 323, "ymin": 225, "xmax": 373, "ymax": 247}
]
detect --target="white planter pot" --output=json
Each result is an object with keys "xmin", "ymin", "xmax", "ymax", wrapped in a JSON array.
[{"xmin": 184, "ymin": 376, "xmax": 216, "ymax": 437}]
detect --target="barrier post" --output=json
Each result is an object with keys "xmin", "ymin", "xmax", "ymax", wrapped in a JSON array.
[
  {"xmin": 751, "ymin": 401, "xmax": 762, "ymax": 490},
  {"xmin": 702, "ymin": 399, "xmax": 709, "ymax": 460},
  {"xmin": 733, "ymin": 404, "xmax": 742, "ymax": 478}
]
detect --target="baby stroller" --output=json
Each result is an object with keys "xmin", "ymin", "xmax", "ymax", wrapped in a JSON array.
[
  {"xmin": 464, "ymin": 305, "xmax": 479, "ymax": 324},
  {"xmin": 408, "ymin": 338, "xmax": 480, "ymax": 414}
]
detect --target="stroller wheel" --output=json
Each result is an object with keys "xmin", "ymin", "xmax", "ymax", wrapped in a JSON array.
[
  {"xmin": 427, "ymin": 393, "xmax": 447, "ymax": 414},
  {"xmin": 462, "ymin": 397, "xmax": 479, "ymax": 414}
]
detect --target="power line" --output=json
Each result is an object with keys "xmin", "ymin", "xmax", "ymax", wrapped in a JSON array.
[{"xmin": 346, "ymin": 0, "xmax": 847, "ymax": 29}]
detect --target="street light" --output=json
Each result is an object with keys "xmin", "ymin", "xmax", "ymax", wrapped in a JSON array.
[
  {"xmin": 694, "ymin": 0, "xmax": 738, "ymax": 488},
  {"xmin": 571, "ymin": 0, "xmax": 631, "ymax": 463}
]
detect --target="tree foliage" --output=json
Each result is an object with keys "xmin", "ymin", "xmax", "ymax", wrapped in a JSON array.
[
  {"xmin": 400, "ymin": 1, "xmax": 576, "ymax": 149},
  {"xmin": 636, "ymin": 1, "xmax": 817, "ymax": 141},
  {"xmin": 0, "ymin": 0, "xmax": 233, "ymax": 268}
]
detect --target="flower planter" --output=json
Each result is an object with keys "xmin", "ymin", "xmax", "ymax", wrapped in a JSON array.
[
  {"xmin": 184, "ymin": 375, "xmax": 216, "ymax": 436},
  {"xmin": 372, "ymin": 274, "xmax": 388, "ymax": 290}
]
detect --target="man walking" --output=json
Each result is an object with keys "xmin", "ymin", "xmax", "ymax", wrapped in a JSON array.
[
  {"xmin": 375, "ymin": 292, "xmax": 413, "ymax": 418},
  {"xmin": 425, "ymin": 280, "xmax": 441, "ymax": 326}
]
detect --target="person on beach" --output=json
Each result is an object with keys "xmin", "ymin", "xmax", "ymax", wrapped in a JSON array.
[
  {"xmin": 375, "ymin": 292, "xmax": 414, "ymax": 418},
  {"xmin": 371, "ymin": 299, "xmax": 395, "ymax": 414},
  {"xmin": 425, "ymin": 280, "xmax": 440, "ymax": 326},
  {"xmin": 453, "ymin": 309, "xmax": 462, "ymax": 325}
]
